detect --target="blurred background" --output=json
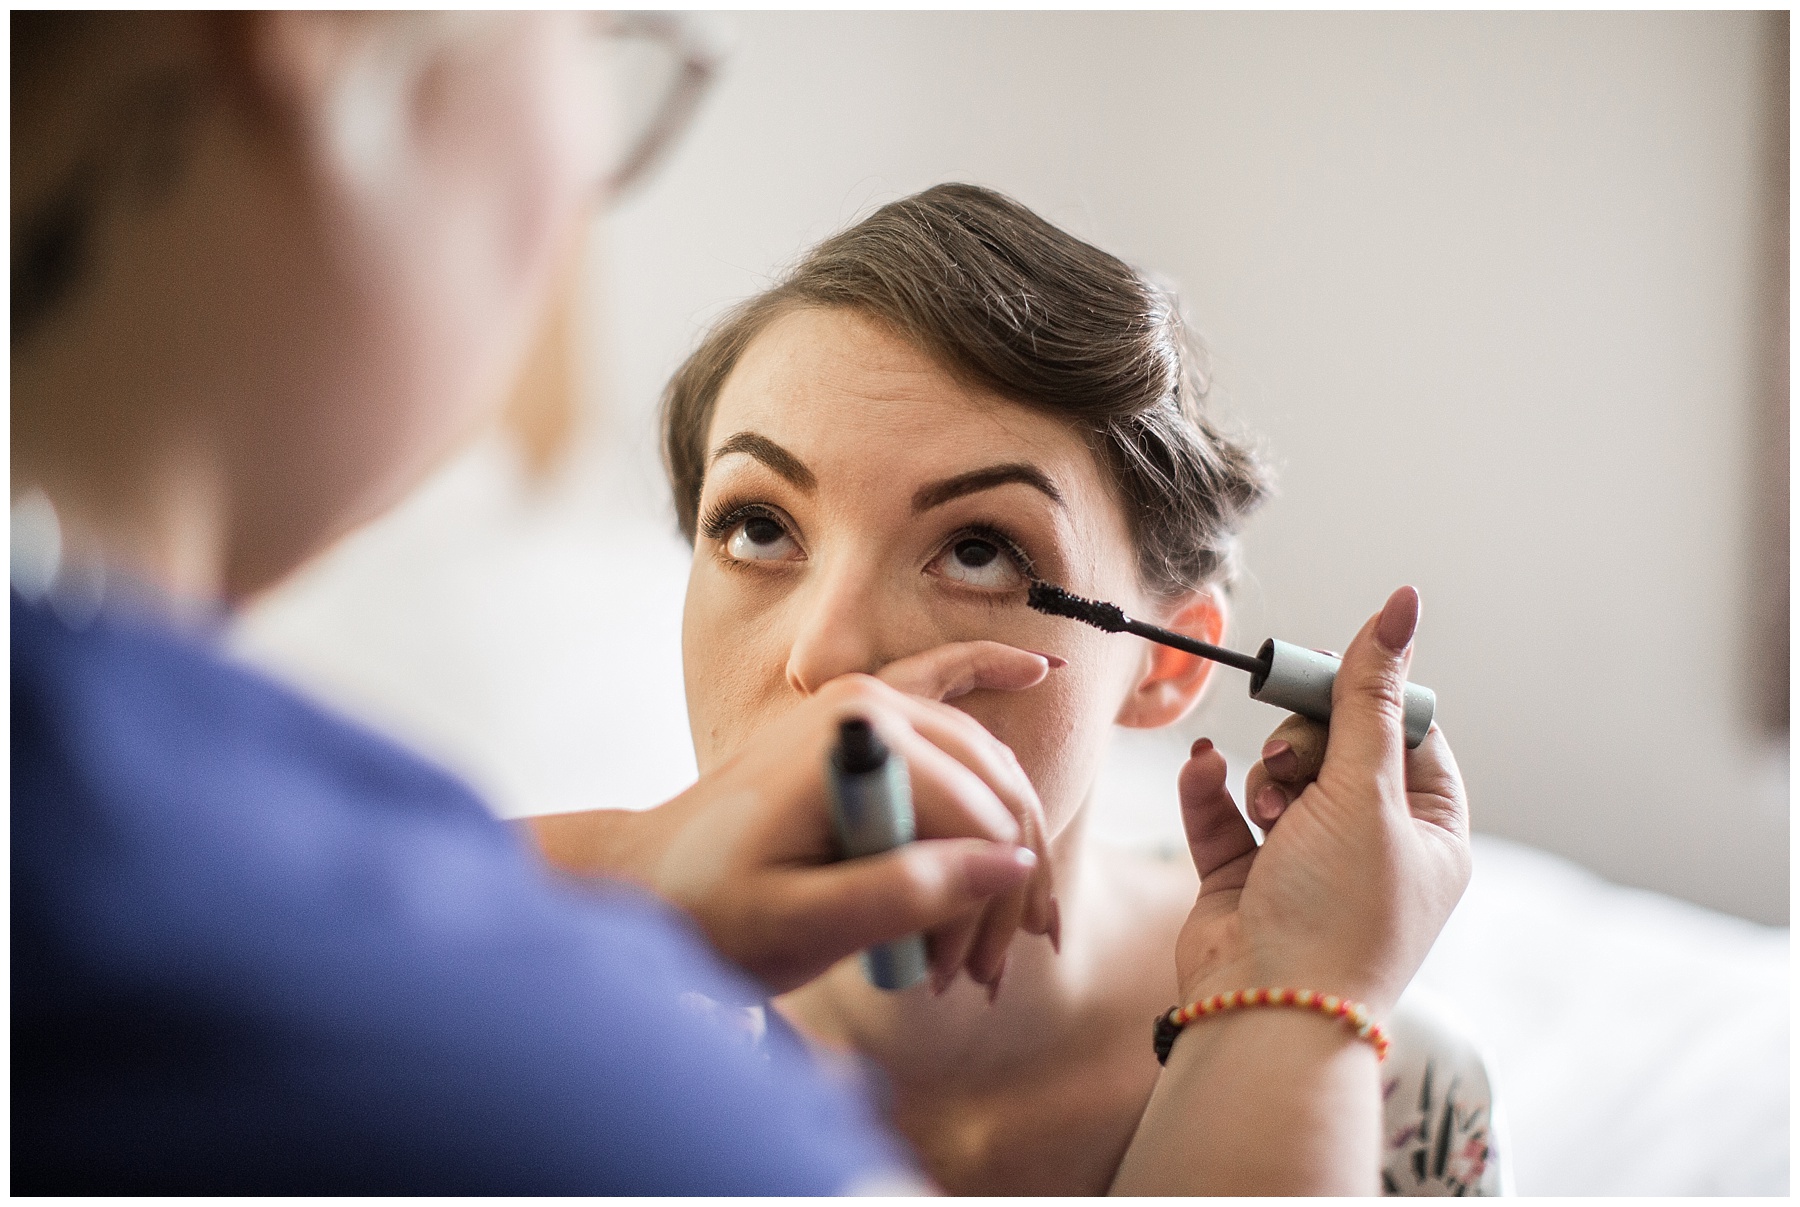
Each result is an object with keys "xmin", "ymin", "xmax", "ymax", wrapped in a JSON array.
[{"xmin": 234, "ymin": 11, "xmax": 1789, "ymax": 926}]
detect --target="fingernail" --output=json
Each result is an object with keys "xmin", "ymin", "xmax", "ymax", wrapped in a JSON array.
[
  {"xmin": 1190, "ymin": 737, "xmax": 1214, "ymax": 758},
  {"xmin": 1254, "ymin": 783, "xmax": 1288, "ymax": 824},
  {"xmin": 1261, "ymin": 739, "xmax": 1299, "ymax": 780},
  {"xmin": 1028, "ymin": 650, "xmax": 1068, "ymax": 669},
  {"xmin": 1011, "ymin": 846, "xmax": 1039, "ymax": 870},
  {"xmin": 1376, "ymin": 586, "xmax": 1420, "ymax": 652},
  {"xmin": 1047, "ymin": 898, "xmax": 1062, "ymax": 954}
]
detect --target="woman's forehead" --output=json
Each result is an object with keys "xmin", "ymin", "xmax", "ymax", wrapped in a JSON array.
[{"xmin": 709, "ymin": 307, "xmax": 1096, "ymax": 484}]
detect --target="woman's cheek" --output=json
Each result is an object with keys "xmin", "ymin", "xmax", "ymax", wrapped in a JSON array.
[
  {"xmin": 682, "ymin": 568, "xmax": 738, "ymax": 769},
  {"xmin": 683, "ymin": 567, "xmax": 797, "ymax": 770}
]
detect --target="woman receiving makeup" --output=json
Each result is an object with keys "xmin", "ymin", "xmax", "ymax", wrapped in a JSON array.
[{"xmin": 605, "ymin": 184, "xmax": 1493, "ymax": 1194}]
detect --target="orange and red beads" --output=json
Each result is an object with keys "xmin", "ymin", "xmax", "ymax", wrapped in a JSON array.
[{"xmin": 1153, "ymin": 988, "xmax": 1391, "ymax": 1065}]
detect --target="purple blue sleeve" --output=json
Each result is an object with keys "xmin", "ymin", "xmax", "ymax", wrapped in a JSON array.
[{"xmin": 12, "ymin": 592, "xmax": 913, "ymax": 1193}]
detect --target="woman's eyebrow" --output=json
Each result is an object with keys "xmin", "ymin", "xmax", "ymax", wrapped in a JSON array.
[
  {"xmin": 912, "ymin": 463, "xmax": 1065, "ymax": 514},
  {"xmin": 709, "ymin": 431, "xmax": 816, "ymax": 492}
]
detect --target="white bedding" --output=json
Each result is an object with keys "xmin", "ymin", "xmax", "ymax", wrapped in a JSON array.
[
  {"xmin": 1414, "ymin": 834, "xmax": 1789, "ymax": 1196},
  {"xmin": 1091, "ymin": 728, "xmax": 1791, "ymax": 1195}
]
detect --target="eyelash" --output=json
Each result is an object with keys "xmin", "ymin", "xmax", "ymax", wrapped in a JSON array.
[
  {"xmin": 950, "ymin": 522, "xmax": 1039, "ymax": 582},
  {"xmin": 699, "ymin": 498, "xmax": 787, "ymax": 545},
  {"xmin": 698, "ymin": 498, "xmax": 1040, "ymax": 582}
]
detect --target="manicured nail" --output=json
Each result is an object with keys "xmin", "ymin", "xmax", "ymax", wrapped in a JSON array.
[
  {"xmin": 1190, "ymin": 737, "xmax": 1215, "ymax": 758},
  {"xmin": 1028, "ymin": 650, "xmax": 1069, "ymax": 669},
  {"xmin": 1261, "ymin": 739, "xmax": 1299, "ymax": 780},
  {"xmin": 1254, "ymin": 783, "xmax": 1288, "ymax": 824},
  {"xmin": 1047, "ymin": 898, "xmax": 1063, "ymax": 954},
  {"xmin": 1376, "ymin": 586, "xmax": 1420, "ymax": 652}
]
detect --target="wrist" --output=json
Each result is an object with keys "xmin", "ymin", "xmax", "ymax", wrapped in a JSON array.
[
  {"xmin": 1123, "ymin": 1001, "xmax": 1384, "ymax": 1196},
  {"xmin": 524, "ymin": 805, "xmax": 667, "ymax": 886},
  {"xmin": 1177, "ymin": 952, "xmax": 1397, "ymax": 1020},
  {"xmin": 1157, "ymin": 988, "xmax": 1391, "ymax": 1066}
]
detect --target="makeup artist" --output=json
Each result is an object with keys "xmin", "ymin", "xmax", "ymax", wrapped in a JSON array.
[{"xmin": 12, "ymin": 11, "xmax": 1469, "ymax": 1196}]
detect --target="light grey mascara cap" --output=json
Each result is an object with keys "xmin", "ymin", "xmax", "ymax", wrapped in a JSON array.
[{"xmin": 1248, "ymin": 639, "xmax": 1436, "ymax": 749}]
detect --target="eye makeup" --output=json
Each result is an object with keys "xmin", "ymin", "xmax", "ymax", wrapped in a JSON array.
[
  {"xmin": 699, "ymin": 486, "xmax": 1055, "ymax": 589},
  {"xmin": 699, "ymin": 498, "xmax": 792, "ymax": 545},
  {"xmin": 940, "ymin": 522, "xmax": 1039, "ymax": 582}
]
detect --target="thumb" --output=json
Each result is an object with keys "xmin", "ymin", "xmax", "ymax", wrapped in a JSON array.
[
  {"xmin": 878, "ymin": 641, "xmax": 1056, "ymax": 702},
  {"xmin": 1318, "ymin": 585, "xmax": 1419, "ymax": 797},
  {"xmin": 1179, "ymin": 739, "xmax": 1257, "ymax": 894},
  {"xmin": 775, "ymin": 839, "xmax": 1037, "ymax": 959}
]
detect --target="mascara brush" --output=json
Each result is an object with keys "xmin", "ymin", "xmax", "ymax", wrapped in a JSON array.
[{"xmin": 1026, "ymin": 581, "xmax": 1436, "ymax": 748}]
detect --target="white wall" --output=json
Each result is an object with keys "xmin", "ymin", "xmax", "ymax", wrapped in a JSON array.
[{"xmin": 237, "ymin": 12, "xmax": 1789, "ymax": 923}]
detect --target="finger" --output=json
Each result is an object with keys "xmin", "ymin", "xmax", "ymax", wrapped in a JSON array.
[
  {"xmin": 1318, "ymin": 585, "xmax": 1418, "ymax": 803},
  {"xmin": 889, "ymin": 726, "xmax": 1021, "ymax": 846},
  {"xmin": 825, "ymin": 679, "xmax": 1033, "ymax": 843},
  {"xmin": 877, "ymin": 640, "xmax": 1058, "ymax": 703},
  {"xmin": 846, "ymin": 676, "xmax": 1051, "ymax": 928},
  {"xmin": 1179, "ymin": 738, "xmax": 1258, "ymax": 894},
  {"xmin": 1402, "ymin": 723, "xmax": 1469, "ymax": 840},
  {"xmin": 821, "ymin": 677, "xmax": 1052, "ymax": 934},
  {"xmin": 926, "ymin": 912, "xmax": 980, "ymax": 994},
  {"xmin": 964, "ymin": 878, "xmax": 1028, "ymax": 989},
  {"xmin": 772, "ymin": 839, "xmax": 1038, "ymax": 986},
  {"xmin": 886, "ymin": 694, "xmax": 1054, "ymax": 934},
  {"xmin": 1246, "ymin": 779, "xmax": 1291, "ymax": 830},
  {"xmin": 1243, "ymin": 715, "xmax": 1328, "ymax": 829},
  {"xmin": 1260, "ymin": 714, "xmax": 1328, "ymax": 785}
]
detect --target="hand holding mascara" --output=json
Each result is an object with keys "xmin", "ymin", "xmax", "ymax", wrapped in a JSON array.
[
  {"xmin": 1027, "ymin": 582, "xmax": 1437, "ymax": 748},
  {"xmin": 826, "ymin": 717, "xmax": 930, "ymax": 991}
]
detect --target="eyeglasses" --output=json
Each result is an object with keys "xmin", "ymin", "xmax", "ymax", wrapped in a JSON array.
[{"xmin": 590, "ymin": 12, "xmax": 722, "ymax": 201}]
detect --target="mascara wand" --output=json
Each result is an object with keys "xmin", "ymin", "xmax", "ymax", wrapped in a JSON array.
[{"xmin": 1026, "ymin": 582, "xmax": 1436, "ymax": 748}]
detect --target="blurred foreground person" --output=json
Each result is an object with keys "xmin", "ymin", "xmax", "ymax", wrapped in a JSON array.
[
  {"xmin": 12, "ymin": 11, "xmax": 1470, "ymax": 1196},
  {"xmin": 12, "ymin": 13, "xmax": 1051, "ymax": 1192}
]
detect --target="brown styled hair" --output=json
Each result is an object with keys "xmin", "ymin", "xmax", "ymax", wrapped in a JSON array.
[{"xmin": 660, "ymin": 183, "xmax": 1271, "ymax": 595}]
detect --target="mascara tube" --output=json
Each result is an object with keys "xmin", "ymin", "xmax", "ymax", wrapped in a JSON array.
[{"xmin": 827, "ymin": 717, "xmax": 929, "ymax": 991}]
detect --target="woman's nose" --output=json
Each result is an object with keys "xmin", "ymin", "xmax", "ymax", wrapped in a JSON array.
[{"xmin": 784, "ymin": 567, "xmax": 892, "ymax": 696}]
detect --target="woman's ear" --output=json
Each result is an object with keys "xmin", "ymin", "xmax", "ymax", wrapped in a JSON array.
[{"xmin": 1113, "ymin": 590, "xmax": 1228, "ymax": 730}]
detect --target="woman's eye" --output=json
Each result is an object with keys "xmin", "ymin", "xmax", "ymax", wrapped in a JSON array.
[
  {"xmin": 934, "ymin": 536, "xmax": 1026, "ymax": 590},
  {"xmin": 725, "ymin": 513, "xmax": 801, "ymax": 562}
]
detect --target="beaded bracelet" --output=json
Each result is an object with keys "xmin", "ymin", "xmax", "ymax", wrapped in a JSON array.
[{"xmin": 1153, "ymin": 988, "xmax": 1390, "ymax": 1064}]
